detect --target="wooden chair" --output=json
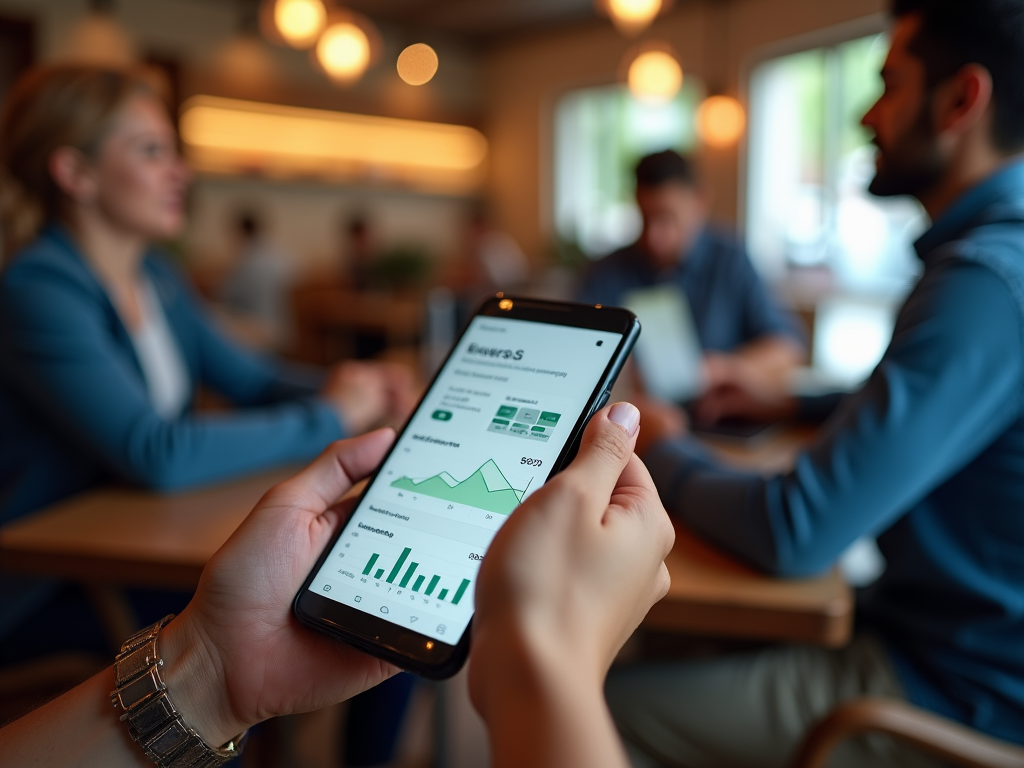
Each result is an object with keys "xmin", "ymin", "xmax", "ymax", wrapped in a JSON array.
[{"xmin": 792, "ymin": 697, "xmax": 1024, "ymax": 768}]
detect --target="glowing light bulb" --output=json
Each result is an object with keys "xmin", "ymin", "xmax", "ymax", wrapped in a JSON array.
[
  {"xmin": 273, "ymin": 0, "xmax": 326, "ymax": 48},
  {"xmin": 397, "ymin": 43, "xmax": 439, "ymax": 86},
  {"xmin": 696, "ymin": 95, "xmax": 746, "ymax": 147},
  {"xmin": 628, "ymin": 49, "xmax": 682, "ymax": 103},
  {"xmin": 317, "ymin": 22, "xmax": 371, "ymax": 83},
  {"xmin": 607, "ymin": 0, "xmax": 662, "ymax": 35}
]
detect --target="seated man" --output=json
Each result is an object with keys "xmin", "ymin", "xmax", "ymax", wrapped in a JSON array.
[
  {"xmin": 608, "ymin": 1, "xmax": 1024, "ymax": 766},
  {"xmin": 576, "ymin": 150, "xmax": 806, "ymax": 417}
]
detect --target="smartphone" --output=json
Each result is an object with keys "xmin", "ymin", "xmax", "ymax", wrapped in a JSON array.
[{"xmin": 294, "ymin": 296, "xmax": 640, "ymax": 678}]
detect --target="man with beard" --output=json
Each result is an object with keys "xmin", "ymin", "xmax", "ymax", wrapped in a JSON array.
[{"xmin": 607, "ymin": 1, "xmax": 1024, "ymax": 765}]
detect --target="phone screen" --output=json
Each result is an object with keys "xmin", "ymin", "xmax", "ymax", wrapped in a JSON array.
[{"xmin": 306, "ymin": 314, "xmax": 624, "ymax": 643}]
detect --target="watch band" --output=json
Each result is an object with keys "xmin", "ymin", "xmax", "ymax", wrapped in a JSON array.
[{"xmin": 110, "ymin": 615, "xmax": 246, "ymax": 768}]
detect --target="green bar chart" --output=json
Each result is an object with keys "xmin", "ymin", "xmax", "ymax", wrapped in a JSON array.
[
  {"xmin": 361, "ymin": 553, "xmax": 380, "ymax": 575},
  {"xmin": 399, "ymin": 562, "xmax": 418, "ymax": 588},
  {"xmin": 361, "ymin": 550, "xmax": 472, "ymax": 604}
]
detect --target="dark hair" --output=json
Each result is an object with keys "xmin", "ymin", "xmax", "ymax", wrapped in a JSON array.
[
  {"xmin": 634, "ymin": 150, "xmax": 699, "ymax": 189},
  {"xmin": 347, "ymin": 215, "xmax": 368, "ymax": 238},
  {"xmin": 237, "ymin": 211, "xmax": 260, "ymax": 237},
  {"xmin": 892, "ymin": 0, "xmax": 1024, "ymax": 151}
]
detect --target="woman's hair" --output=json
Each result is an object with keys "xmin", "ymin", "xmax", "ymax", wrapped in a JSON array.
[{"xmin": 0, "ymin": 65, "xmax": 155, "ymax": 259}]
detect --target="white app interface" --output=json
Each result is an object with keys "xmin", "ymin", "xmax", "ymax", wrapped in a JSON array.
[{"xmin": 309, "ymin": 315, "xmax": 622, "ymax": 643}]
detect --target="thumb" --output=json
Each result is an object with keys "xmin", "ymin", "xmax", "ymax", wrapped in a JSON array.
[
  {"xmin": 272, "ymin": 428, "xmax": 396, "ymax": 511},
  {"xmin": 556, "ymin": 402, "xmax": 640, "ymax": 512}
]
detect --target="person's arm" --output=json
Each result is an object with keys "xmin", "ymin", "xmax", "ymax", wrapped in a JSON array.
[
  {"xmin": 471, "ymin": 403, "xmax": 674, "ymax": 768},
  {"xmin": 697, "ymin": 335, "xmax": 805, "ymax": 423},
  {"xmin": 144, "ymin": 258, "xmax": 327, "ymax": 405},
  {"xmin": 0, "ymin": 405, "xmax": 674, "ymax": 768},
  {"xmin": 694, "ymin": 243, "xmax": 806, "ymax": 422},
  {"xmin": 0, "ymin": 430, "xmax": 400, "ymax": 767},
  {"xmin": 647, "ymin": 259, "xmax": 1024, "ymax": 575},
  {"xmin": 161, "ymin": 262, "xmax": 414, "ymax": 434},
  {"xmin": 0, "ymin": 269, "xmax": 342, "ymax": 490}
]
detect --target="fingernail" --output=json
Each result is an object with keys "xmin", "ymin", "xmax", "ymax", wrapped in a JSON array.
[{"xmin": 608, "ymin": 402, "xmax": 640, "ymax": 437}]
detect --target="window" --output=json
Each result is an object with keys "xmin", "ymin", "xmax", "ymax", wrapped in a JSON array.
[
  {"xmin": 554, "ymin": 81, "xmax": 702, "ymax": 258},
  {"xmin": 746, "ymin": 34, "xmax": 925, "ymax": 296}
]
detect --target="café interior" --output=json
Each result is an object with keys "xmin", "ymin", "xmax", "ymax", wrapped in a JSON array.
[{"xmin": 1, "ymin": 1, "xmax": 1022, "ymax": 767}]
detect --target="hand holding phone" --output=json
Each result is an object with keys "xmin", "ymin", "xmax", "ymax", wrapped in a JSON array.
[
  {"xmin": 470, "ymin": 401, "xmax": 673, "ymax": 704},
  {"xmin": 0, "ymin": 408, "xmax": 673, "ymax": 768},
  {"xmin": 156, "ymin": 429, "xmax": 402, "ymax": 749},
  {"xmin": 294, "ymin": 297, "xmax": 640, "ymax": 677}
]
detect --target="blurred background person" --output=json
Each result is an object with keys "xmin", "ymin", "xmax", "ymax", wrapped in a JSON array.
[
  {"xmin": 0, "ymin": 65, "xmax": 413, "ymax": 670},
  {"xmin": 0, "ymin": 65, "xmax": 412, "ymax": 523},
  {"xmin": 576, "ymin": 150, "xmax": 806, "ymax": 423},
  {"xmin": 441, "ymin": 205, "xmax": 531, "ymax": 326},
  {"xmin": 219, "ymin": 208, "xmax": 296, "ymax": 350},
  {"xmin": 342, "ymin": 212, "xmax": 376, "ymax": 292},
  {"xmin": 610, "ymin": 1, "xmax": 1024, "ymax": 762}
]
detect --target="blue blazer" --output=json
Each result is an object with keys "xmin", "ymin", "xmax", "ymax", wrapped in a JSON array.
[{"xmin": 0, "ymin": 225, "xmax": 344, "ymax": 523}]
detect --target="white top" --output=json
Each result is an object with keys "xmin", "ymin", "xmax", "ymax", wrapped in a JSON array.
[{"xmin": 129, "ymin": 278, "xmax": 190, "ymax": 419}]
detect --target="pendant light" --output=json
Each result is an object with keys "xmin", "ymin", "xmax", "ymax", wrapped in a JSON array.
[
  {"xmin": 313, "ymin": 8, "xmax": 380, "ymax": 86},
  {"xmin": 261, "ymin": 0, "xmax": 327, "ymax": 49},
  {"xmin": 625, "ymin": 42, "xmax": 683, "ymax": 103},
  {"xmin": 695, "ymin": 0, "xmax": 746, "ymax": 147}
]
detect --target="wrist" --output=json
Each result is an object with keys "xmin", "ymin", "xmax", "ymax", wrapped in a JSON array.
[
  {"xmin": 158, "ymin": 612, "xmax": 244, "ymax": 748},
  {"xmin": 474, "ymin": 619, "xmax": 603, "ymax": 720}
]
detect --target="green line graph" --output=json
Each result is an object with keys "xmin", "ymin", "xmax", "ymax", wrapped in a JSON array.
[{"xmin": 390, "ymin": 459, "xmax": 531, "ymax": 515}]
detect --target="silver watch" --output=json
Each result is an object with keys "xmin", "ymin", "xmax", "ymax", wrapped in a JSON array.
[{"xmin": 110, "ymin": 615, "xmax": 246, "ymax": 768}]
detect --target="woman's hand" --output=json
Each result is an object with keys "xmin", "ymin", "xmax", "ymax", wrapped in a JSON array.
[
  {"xmin": 158, "ymin": 429, "xmax": 400, "ymax": 747},
  {"xmin": 469, "ymin": 402, "xmax": 674, "ymax": 768},
  {"xmin": 321, "ymin": 361, "xmax": 418, "ymax": 435}
]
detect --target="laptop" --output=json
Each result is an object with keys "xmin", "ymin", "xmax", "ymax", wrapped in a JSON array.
[{"xmin": 622, "ymin": 285, "xmax": 779, "ymax": 442}]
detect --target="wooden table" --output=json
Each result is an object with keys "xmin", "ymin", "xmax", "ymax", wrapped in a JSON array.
[
  {"xmin": 0, "ymin": 428, "xmax": 851, "ymax": 647},
  {"xmin": 0, "ymin": 468, "xmax": 297, "ymax": 589}
]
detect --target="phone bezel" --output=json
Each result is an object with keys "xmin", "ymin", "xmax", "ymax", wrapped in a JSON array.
[{"xmin": 293, "ymin": 296, "xmax": 640, "ymax": 679}]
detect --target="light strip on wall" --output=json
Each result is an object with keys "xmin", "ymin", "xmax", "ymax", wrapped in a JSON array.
[{"xmin": 179, "ymin": 95, "xmax": 488, "ymax": 192}]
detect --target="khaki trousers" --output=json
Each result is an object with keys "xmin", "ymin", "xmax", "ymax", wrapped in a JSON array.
[{"xmin": 605, "ymin": 634, "xmax": 946, "ymax": 768}]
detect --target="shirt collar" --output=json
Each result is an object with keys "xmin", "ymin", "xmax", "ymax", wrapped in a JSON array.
[
  {"xmin": 914, "ymin": 159, "xmax": 1024, "ymax": 260},
  {"xmin": 648, "ymin": 225, "xmax": 710, "ymax": 281}
]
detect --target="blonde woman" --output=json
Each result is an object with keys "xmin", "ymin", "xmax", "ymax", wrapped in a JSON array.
[{"xmin": 0, "ymin": 65, "xmax": 412, "ymax": 524}]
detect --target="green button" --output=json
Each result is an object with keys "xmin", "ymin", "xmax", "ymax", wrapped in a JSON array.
[
  {"xmin": 497, "ymin": 405, "xmax": 518, "ymax": 418},
  {"xmin": 531, "ymin": 426, "xmax": 546, "ymax": 433},
  {"xmin": 539, "ymin": 411, "xmax": 561, "ymax": 428},
  {"xmin": 432, "ymin": 410, "xmax": 453, "ymax": 421}
]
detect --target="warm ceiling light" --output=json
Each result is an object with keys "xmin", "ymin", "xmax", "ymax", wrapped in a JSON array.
[
  {"xmin": 628, "ymin": 49, "xmax": 682, "ymax": 103},
  {"xmin": 273, "ymin": 0, "xmax": 326, "ymax": 48},
  {"xmin": 178, "ymin": 96, "xmax": 488, "ymax": 192},
  {"xmin": 696, "ymin": 94, "xmax": 746, "ymax": 147},
  {"xmin": 397, "ymin": 43, "xmax": 439, "ymax": 86},
  {"xmin": 317, "ymin": 22, "xmax": 371, "ymax": 83},
  {"xmin": 606, "ymin": 0, "xmax": 662, "ymax": 35}
]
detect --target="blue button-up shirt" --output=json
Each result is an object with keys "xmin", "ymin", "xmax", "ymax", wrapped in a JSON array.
[
  {"xmin": 576, "ymin": 227, "xmax": 805, "ymax": 351},
  {"xmin": 647, "ymin": 163, "xmax": 1024, "ymax": 743}
]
